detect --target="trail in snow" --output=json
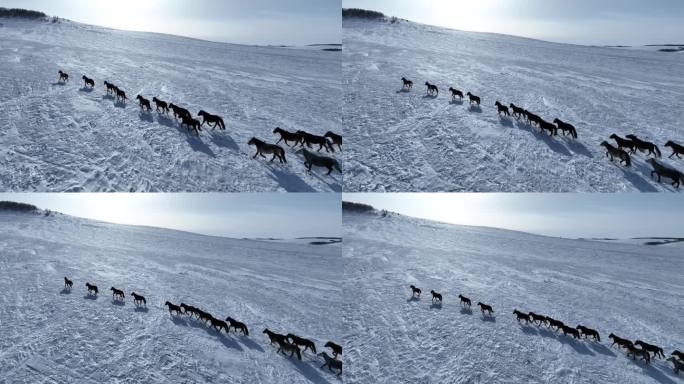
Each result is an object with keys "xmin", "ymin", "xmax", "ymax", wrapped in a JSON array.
[
  {"xmin": 343, "ymin": 17, "xmax": 684, "ymax": 192},
  {"xmin": 0, "ymin": 18, "xmax": 341, "ymax": 192},
  {"xmin": 0, "ymin": 210, "xmax": 342, "ymax": 383},
  {"xmin": 342, "ymin": 208, "xmax": 684, "ymax": 384}
]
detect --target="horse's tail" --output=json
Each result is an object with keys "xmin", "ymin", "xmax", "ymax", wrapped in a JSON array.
[
  {"xmin": 219, "ymin": 117, "xmax": 225, "ymax": 129},
  {"xmin": 333, "ymin": 160, "xmax": 342, "ymax": 174},
  {"xmin": 244, "ymin": 326, "xmax": 249, "ymax": 336},
  {"xmin": 597, "ymin": 334, "xmax": 601, "ymax": 342},
  {"xmin": 572, "ymin": 128, "xmax": 578, "ymax": 139},
  {"xmin": 654, "ymin": 145, "xmax": 661, "ymax": 157},
  {"xmin": 311, "ymin": 343, "xmax": 316, "ymax": 353}
]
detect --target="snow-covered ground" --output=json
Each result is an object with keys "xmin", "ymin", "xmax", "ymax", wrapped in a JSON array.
[
  {"xmin": 342, "ymin": 17, "xmax": 684, "ymax": 192},
  {"xmin": 0, "ymin": 18, "xmax": 341, "ymax": 192},
  {"xmin": 0, "ymin": 209, "xmax": 342, "ymax": 383},
  {"xmin": 342, "ymin": 207, "xmax": 684, "ymax": 383}
]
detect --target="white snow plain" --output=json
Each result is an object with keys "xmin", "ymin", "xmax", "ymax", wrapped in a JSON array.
[
  {"xmin": 0, "ymin": 209, "xmax": 342, "ymax": 383},
  {"xmin": 0, "ymin": 18, "xmax": 342, "ymax": 192},
  {"xmin": 342, "ymin": 207, "xmax": 684, "ymax": 383},
  {"xmin": 342, "ymin": 17, "xmax": 684, "ymax": 192}
]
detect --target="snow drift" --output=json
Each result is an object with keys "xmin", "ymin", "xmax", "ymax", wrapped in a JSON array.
[
  {"xmin": 0, "ymin": 18, "xmax": 341, "ymax": 192},
  {"xmin": 342, "ymin": 206, "xmax": 684, "ymax": 383},
  {"xmin": 342, "ymin": 16, "xmax": 684, "ymax": 192},
  {"xmin": 0, "ymin": 209, "xmax": 342, "ymax": 383}
]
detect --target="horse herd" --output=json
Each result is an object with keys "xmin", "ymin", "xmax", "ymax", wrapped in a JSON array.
[
  {"xmin": 57, "ymin": 69, "xmax": 343, "ymax": 177},
  {"xmin": 401, "ymin": 76, "xmax": 684, "ymax": 188},
  {"xmin": 408, "ymin": 284, "xmax": 684, "ymax": 375},
  {"xmin": 63, "ymin": 276, "xmax": 343, "ymax": 377}
]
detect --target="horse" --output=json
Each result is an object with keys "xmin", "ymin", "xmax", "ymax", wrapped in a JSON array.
[
  {"xmin": 665, "ymin": 141, "xmax": 684, "ymax": 159},
  {"xmin": 561, "ymin": 325, "xmax": 581, "ymax": 339},
  {"xmin": 297, "ymin": 130, "xmax": 335, "ymax": 152},
  {"xmin": 626, "ymin": 134, "xmax": 661, "ymax": 157},
  {"xmin": 287, "ymin": 334, "xmax": 317, "ymax": 353},
  {"xmin": 528, "ymin": 312, "xmax": 547, "ymax": 325},
  {"xmin": 225, "ymin": 317, "xmax": 249, "ymax": 335},
  {"xmin": 58, "ymin": 70, "xmax": 69, "ymax": 82},
  {"xmin": 181, "ymin": 115, "xmax": 202, "ymax": 135},
  {"xmin": 318, "ymin": 352, "xmax": 343, "ymax": 376},
  {"xmin": 169, "ymin": 103, "xmax": 191, "ymax": 120},
  {"xmin": 85, "ymin": 282, "xmax": 98, "ymax": 295},
  {"xmin": 248, "ymin": 138, "xmax": 287, "ymax": 163},
  {"xmin": 635, "ymin": 340, "xmax": 665, "ymax": 359},
  {"xmin": 198, "ymin": 110, "xmax": 225, "ymax": 130},
  {"xmin": 324, "ymin": 131, "xmax": 342, "ymax": 151},
  {"xmin": 625, "ymin": 344, "xmax": 651, "ymax": 364},
  {"xmin": 477, "ymin": 302, "xmax": 494, "ymax": 316},
  {"xmin": 324, "ymin": 341, "xmax": 342, "ymax": 358},
  {"xmin": 164, "ymin": 301, "xmax": 182, "ymax": 315},
  {"xmin": 576, "ymin": 325, "xmax": 600, "ymax": 341},
  {"xmin": 410, "ymin": 285, "xmax": 421, "ymax": 297},
  {"xmin": 466, "ymin": 92, "xmax": 480, "ymax": 105},
  {"xmin": 647, "ymin": 158, "xmax": 683, "ymax": 188},
  {"xmin": 449, "ymin": 87, "xmax": 464, "ymax": 100},
  {"xmin": 425, "ymin": 81, "xmax": 438, "ymax": 96},
  {"xmin": 609, "ymin": 134, "xmax": 637, "ymax": 153},
  {"xmin": 273, "ymin": 127, "xmax": 303, "ymax": 147},
  {"xmin": 458, "ymin": 294, "xmax": 471, "ymax": 307},
  {"xmin": 430, "ymin": 290, "xmax": 442, "ymax": 303},
  {"xmin": 296, "ymin": 148, "xmax": 340, "ymax": 175},
  {"xmin": 539, "ymin": 120, "xmax": 558, "ymax": 136},
  {"xmin": 110, "ymin": 287, "xmax": 125, "ymax": 300},
  {"xmin": 103, "ymin": 81, "xmax": 117, "ymax": 94},
  {"xmin": 401, "ymin": 77, "xmax": 413, "ymax": 89},
  {"xmin": 136, "ymin": 95, "xmax": 152, "ymax": 112},
  {"xmin": 509, "ymin": 103, "xmax": 525, "ymax": 119},
  {"xmin": 180, "ymin": 303, "xmax": 197, "ymax": 316},
  {"xmin": 600, "ymin": 142, "xmax": 631, "ymax": 166},
  {"xmin": 609, "ymin": 333, "xmax": 633, "ymax": 350},
  {"xmin": 513, "ymin": 309, "xmax": 531, "ymax": 323},
  {"xmin": 263, "ymin": 328, "xmax": 288, "ymax": 345},
  {"xmin": 152, "ymin": 97, "xmax": 169, "ymax": 114},
  {"xmin": 276, "ymin": 338, "xmax": 302, "ymax": 360},
  {"xmin": 553, "ymin": 119, "xmax": 578, "ymax": 139},
  {"xmin": 82, "ymin": 75, "xmax": 95, "ymax": 88},
  {"xmin": 115, "ymin": 88, "xmax": 128, "ymax": 102},
  {"xmin": 64, "ymin": 277, "xmax": 73, "ymax": 289},
  {"xmin": 667, "ymin": 356, "xmax": 684, "ymax": 374},
  {"xmin": 495, "ymin": 101, "xmax": 510, "ymax": 116},
  {"xmin": 131, "ymin": 292, "xmax": 146, "ymax": 306},
  {"xmin": 210, "ymin": 317, "xmax": 229, "ymax": 333},
  {"xmin": 546, "ymin": 317, "xmax": 564, "ymax": 331}
]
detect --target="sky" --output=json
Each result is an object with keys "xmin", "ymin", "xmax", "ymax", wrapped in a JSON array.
[
  {"xmin": 0, "ymin": 0, "xmax": 341, "ymax": 45},
  {"xmin": 343, "ymin": 193, "xmax": 684, "ymax": 239},
  {"xmin": 0, "ymin": 193, "xmax": 341, "ymax": 239},
  {"xmin": 344, "ymin": 0, "xmax": 684, "ymax": 46}
]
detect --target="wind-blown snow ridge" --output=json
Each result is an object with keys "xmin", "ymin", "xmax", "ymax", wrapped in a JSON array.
[
  {"xmin": 343, "ymin": 17, "xmax": 684, "ymax": 192},
  {"xmin": 0, "ymin": 211, "xmax": 342, "ymax": 383},
  {"xmin": 343, "ymin": 209, "xmax": 684, "ymax": 383},
  {"xmin": 0, "ymin": 18, "xmax": 341, "ymax": 192}
]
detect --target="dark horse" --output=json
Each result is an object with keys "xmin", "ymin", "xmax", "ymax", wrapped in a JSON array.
[
  {"xmin": 495, "ymin": 101, "xmax": 510, "ymax": 116},
  {"xmin": 665, "ymin": 141, "xmax": 684, "ymax": 159},
  {"xmin": 225, "ymin": 317, "xmax": 249, "ymax": 335},
  {"xmin": 324, "ymin": 131, "xmax": 342, "ymax": 151},
  {"xmin": 85, "ymin": 282, "xmax": 98, "ymax": 295},
  {"xmin": 263, "ymin": 328, "xmax": 288, "ymax": 345},
  {"xmin": 136, "ymin": 95, "xmax": 152, "ymax": 112},
  {"xmin": 466, "ymin": 92, "xmax": 480, "ymax": 105},
  {"xmin": 287, "ymin": 333, "xmax": 317, "ymax": 353},
  {"xmin": 273, "ymin": 127, "xmax": 303, "ymax": 147},
  {"xmin": 626, "ymin": 134, "xmax": 661, "ymax": 157},
  {"xmin": 248, "ymin": 138, "xmax": 287, "ymax": 163},
  {"xmin": 152, "ymin": 97, "xmax": 169, "ymax": 114},
  {"xmin": 82, "ymin": 75, "xmax": 95, "ymax": 88},
  {"xmin": 325, "ymin": 341, "xmax": 342, "ymax": 358},
  {"xmin": 401, "ymin": 77, "xmax": 413, "ymax": 89},
  {"xmin": 131, "ymin": 292, "xmax": 146, "ymax": 306},
  {"xmin": 64, "ymin": 277, "xmax": 73, "ymax": 289},
  {"xmin": 553, "ymin": 119, "xmax": 577, "ymax": 139},
  {"xmin": 198, "ymin": 110, "xmax": 225, "ymax": 130},
  {"xmin": 58, "ymin": 70, "xmax": 69, "ymax": 82}
]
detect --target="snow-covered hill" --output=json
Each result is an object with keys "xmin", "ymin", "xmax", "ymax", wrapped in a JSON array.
[
  {"xmin": 0, "ymin": 18, "xmax": 341, "ymax": 192},
  {"xmin": 342, "ymin": 17, "xmax": 684, "ymax": 192},
  {"xmin": 0, "ymin": 209, "xmax": 342, "ymax": 383},
  {"xmin": 342, "ymin": 207, "xmax": 684, "ymax": 383}
]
